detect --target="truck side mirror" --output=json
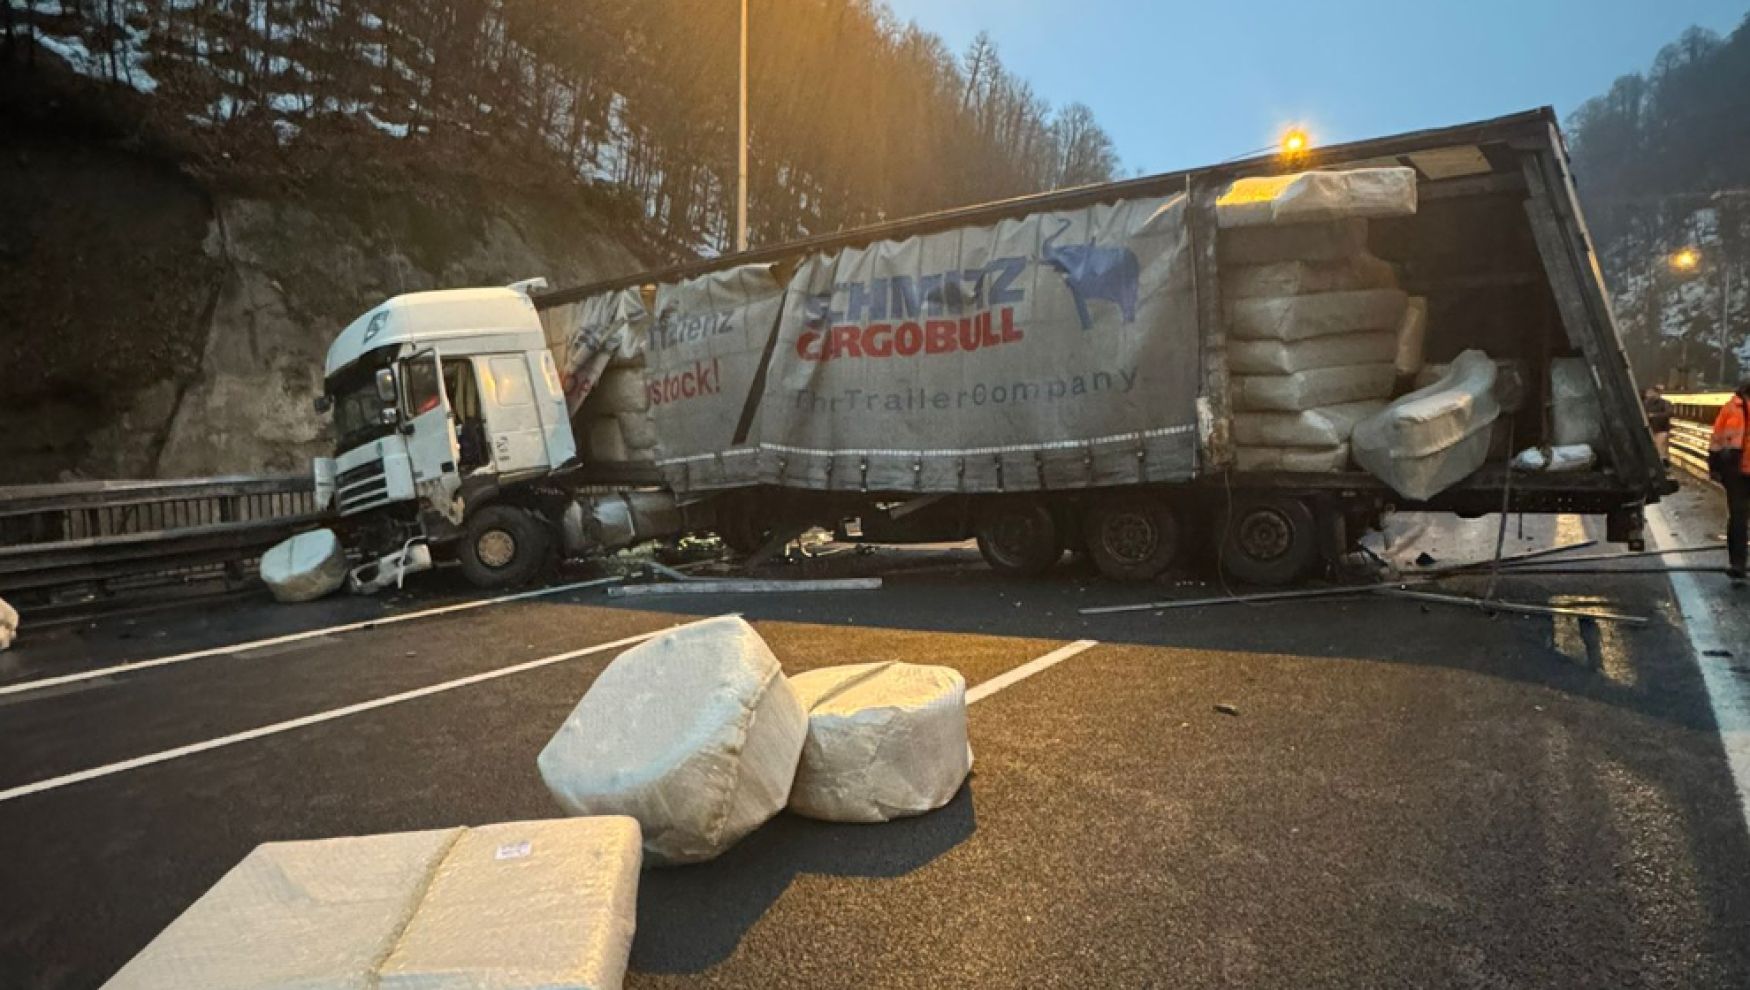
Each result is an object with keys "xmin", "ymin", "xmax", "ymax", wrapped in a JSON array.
[
  {"xmin": 375, "ymin": 367, "xmax": 397, "ymax": 403},
  {"xmin": 312, "ymin": 394, "xmax": 333, "ymax": 414}
]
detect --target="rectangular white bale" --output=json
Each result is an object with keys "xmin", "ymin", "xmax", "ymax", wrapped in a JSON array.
[
  {"xmin": 1229, "ymin": 331, "xmax": 1397, "ymax": 375},
  {"xmin": 102, "ymin": 829, "xmax": 463, "ymax": 990},
  {"xmin": 1222, "ymin": 254, "xmax": 1397, "ymax": 300},
  {"xmin": 1231, "ymin": 401, "xmax": 1386, "ymax": 448},
  {"xmin": 1218, "ymin": 218, "xmax": 1370, "ymax": 266},
  {"xmin": 377, "ymin": 818, "xmax": 643, "ymax": 990},
  {"xmin": 1217, "ymin": 167, "xmax": 1418, "ymax": 228},
  {"xmin": 0, "ymin": 595, "xmax": 15, "ymax": 650},
  {"xmin": 589, "ymin": 368, "xmax": 649, "ymax": 415},
  {"xmin": 587, "ymin": 417, "xmax": 629, "ymax": 462},
  {"xmin": 616, "ymin": 411, "xmax": 660, "ymax": 451},
  {"xmin": 1234, "ymin": 444, "xmax": 1352, "ymax": 472},
  {"xmin": 1227, "ymin": 289, "xmax": 1408, "ymax": 342},
  {"xmin": 1551, "ymin": 357, "xmax": 1604, "ymax": 448},
  {"xmin": 1395, "ymin": 296, "xmax": 1428, "ymax": 377},
  {"xmin": 1231, "ymin": 363, "xmax": 1396, "ymax": 412}
]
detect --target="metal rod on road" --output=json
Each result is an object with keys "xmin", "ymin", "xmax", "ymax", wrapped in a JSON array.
[
  {"xmin": 1449, "ymin": 565, "xmax": 1728, "ymax": 576},
  {"xmin": 1497, "ymin": 543, "xmax": 1726, "ymax": 568},
  {"xmin": 1417, "ymin": 540, "xmax": 1596, "ymax": 575},
  {"xmin": 1374, "ymin": 588, "xmax": 1650, "ymax": 625},
  {"xmin": 1079, "ymin": 582, "xmax": 1405, "ymax": 615}
]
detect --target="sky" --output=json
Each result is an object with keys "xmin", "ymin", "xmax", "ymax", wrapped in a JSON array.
[{"xmin": 882, "ymin": 0, "xmax": 1749, "ymax": 175}]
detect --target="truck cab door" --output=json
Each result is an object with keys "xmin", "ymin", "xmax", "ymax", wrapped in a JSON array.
[{"xmin": 399, "ymin": 348, "xmax": 464, "ymax": 523}]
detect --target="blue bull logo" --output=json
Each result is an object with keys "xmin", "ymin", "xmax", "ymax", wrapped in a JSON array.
[{"xmin": 1041, "ymin": 217, "xmax": 1140, "ymax": 330}]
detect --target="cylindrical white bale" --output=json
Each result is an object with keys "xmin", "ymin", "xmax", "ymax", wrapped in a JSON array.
[
  {"xmin": 617, "ymin": 411, "xmax": 661, "ymax": 451},
  {"xmin": 1227, "ymin": 289, "xmax": 1408, "ymax": 342},
  {"xmin": 537, "ymin": 616, "xmax": 807, "ymax": 865},
  {"xmin": 590, "ymin": 368, "xmax": 650, "ymax": 415},
  {"xmin": 0, "ymin": 595, "xmax": 16, "ymax": 651},
  {"xmin": 788, "ymin": 662, "xmax": 972, "ymax": 823},
  {"xmin": 1551, "ymin": 357, "xmax": 1604, "ymax": 448},
  {"xmin": 1223, "ymin": 254, "xmax": 1397, "ymax": 300},
  {"xmin": 587, "ymin": 416, "xmax": 629, "ymax": 462},
  {"xmin": 1229, "ymin": 331, "xmax": 1396, "ymax": 375},
  {"xmin": 1232, "ymin": 401, "xmax": 1385, "ymax": 448},
  {"xmin": 259, "ymin": 529, "xmax": 349, "ymax": 603},
  {"xmin": 1232, "ymin": 363, "xmax": 1397, "ymax": 412},
  {"xmin": 1234, "ymin": 444, "xmax": 1352, "ymax": 473},
  {"xmin": 1219, "ymin": 218, "xmax": 1369, "ymax": 266}
]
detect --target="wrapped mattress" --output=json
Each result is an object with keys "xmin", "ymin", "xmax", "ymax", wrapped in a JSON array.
[
  {"xmin": 1352, "ymin": 349, "xmax": 1501, "ymax": 501},
  {"xmin": 1217, "ymin": 167, "xmax": 1418, "ymax": 228},
  {"xmin": 1229, "ymin": 331, "xmax": 1397, "ymax": 375},
  {"xmin": 1223, "ymin": 254, "xmax": 1397, "ymax": 300},
  {"xmin": 1550, "ymin": 357, "xmax": 1604, "ymax": 448},
  {"xmin": 537, "ymin": 616, "xmax": 807, "ymax": 865},
  {"xmin": 1227, "ymin": 289, "xmax": 1408, "ymax": 342},
  {"xmin": 259, "ymin": 529, "xmax": 349, "ymax": 603}
]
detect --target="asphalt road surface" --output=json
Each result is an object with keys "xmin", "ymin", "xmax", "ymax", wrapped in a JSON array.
[{"xmin": 2, "ymin": 498, "xmax": 1747, "ymax": 989}]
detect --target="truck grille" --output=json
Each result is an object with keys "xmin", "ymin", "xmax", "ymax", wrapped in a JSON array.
[{"xmin": 337, "ymin": 460, "xmax": 390, "ymax": 514}]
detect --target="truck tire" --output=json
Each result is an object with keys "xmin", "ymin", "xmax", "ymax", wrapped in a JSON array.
[
  {"xmin": 1217, "ymin": 495, "xmax": 1318, "ymax": 587},
  {"xmin": 974, "ymin": 499, "xmax": 1063, "ymax": 576},
  {"xmin": 459, "ymin": 505, "xmax": 553, "ymax": 589},
  {"xmin": 717, "ymin": 500, "xmax": 774, "ymax": 556},
  {"xmin": 1085, "ymin": 495, "xmax": 1182, "ymax": 582}
]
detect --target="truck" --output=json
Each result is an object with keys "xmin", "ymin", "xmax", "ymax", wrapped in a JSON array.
[{"xmin": 311, "ymin": 108, "xmax": 1670, "ymax": 592}]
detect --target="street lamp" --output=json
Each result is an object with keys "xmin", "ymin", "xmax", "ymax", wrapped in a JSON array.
[
  {"xmin": 1671, "ymin": 247, "xmax": 1700, "ymax": 272},
  {"xmin": 1281, "ymin": 127, "xmax": 1310, "ymax": 156}
]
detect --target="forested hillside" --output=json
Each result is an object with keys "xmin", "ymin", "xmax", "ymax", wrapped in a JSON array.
[
  {"xmin": 3, "ymin": 0, "xmax": 1120, "ymax": 257},
  {"xmin": 1567, "ymin": 13, "xmax": 1750, "ymax": 389}
]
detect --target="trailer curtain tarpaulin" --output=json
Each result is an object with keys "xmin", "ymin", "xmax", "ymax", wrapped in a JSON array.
[
  {"xmin": 558, "ymin": 287, "xmax": 648, "ymax": 413},
  {"xmin": 754, "ymin": 194, "xmax": 1198, "ymax": 492}
]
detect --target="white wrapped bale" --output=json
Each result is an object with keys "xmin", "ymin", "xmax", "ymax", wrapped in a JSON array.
[
  {"xmin": 1352, "ymin": 349, "xmax": 1502, "ymax": 501},
  {"xmin": 1234, "ymin": 444, "xmax": 1351, "ymax": 473},
  {"xmin": 0, "ymin": 596, "xmax": 14, "ymax": 651},
  {"xmin": 1512, "ymin": 444, "xmax": 1596, "ymax": 473},
  {"xmin": 616, "ymin": 411, "xmax": 660, "ymax": 452},
  {"xmin": 1395, "ymin": 296, "xmax": 1428, "ymax": 378},
  {"xmin": 787, "ymin": 662, "xmax": 972, "ymax": 823},
  {"xmin": 1232, "ymin": 364, "xmax": 1396, "ymax": 412},
  {"xmin": 1551, "ymin": 357, "xmax": 1604, "ymax": 448},
  {"xmin": 586, "ymin": 417, "xmax": 629, "ymax": 462},
  {"xmin": 1219, "ymin": 218, "xmax": 1370, "ymax": 266},
  {"xmin": 537, "ymin": 616, "xmax": 807, "ymax": 865},
  {"xmin": 259, "ymin": 529, "xmax": 348, "ymax": 603},
  {"xmin": 1217, "ymin": 167, "xmax": 1418, "ymax": 228},
  {"xmin": 1228, "ymin": 289, "xmax": 1408, "ymax": 342},
  {"xmin": 377, "ymin": 818, "xmax": 642, "ymax": 990},
  {"xmin": 590, "ymin": 368, "xmax": 649, "ymax": 415},
  {"xmin": 1223, "ymin": 254, "xmax": 1397, "ymax": 300},
  {"xmin": 101, "ymin": 828, "xmax": 464, "ymax": 990},
  {"xmin": 1232, "ymin": 401, "xmax": 1385, "ymax": 448},
  {"xmin": 1229, "ymin": 331, "xmax": 1396, "ymax": 375}
]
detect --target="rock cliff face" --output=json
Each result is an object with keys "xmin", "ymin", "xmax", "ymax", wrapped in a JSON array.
[{"xmin": 1, "ymin": 139, "xmax": 643, "ymax": 483}]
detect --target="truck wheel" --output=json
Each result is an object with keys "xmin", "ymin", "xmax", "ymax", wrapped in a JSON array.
[
  {"xmin": 974, "ymin": 499, "xmax": 1063, "ymax": 576},
  {"xmin": 459, "ymin": 505, "xmax": 553, "ymax": 589},
  {"xmin": 1085, "ymin": 495, "xmax": 1182, "ymax": 582},
  {"xmin": 1217, "ymin": 495, "xmax": 1317, "ymax": 586}
]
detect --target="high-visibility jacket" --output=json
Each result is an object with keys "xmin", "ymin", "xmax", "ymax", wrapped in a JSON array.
[{"xmin": 1713, "ymin": 395, "xmax": 1750, "ymax": 474}]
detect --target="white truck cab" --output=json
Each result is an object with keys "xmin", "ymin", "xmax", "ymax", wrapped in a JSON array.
[{"xmin": 315, "ymin": 282, "xmax": 579, "ymax": 590}]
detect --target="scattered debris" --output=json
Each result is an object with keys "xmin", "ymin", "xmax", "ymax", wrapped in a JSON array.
[
  {"xmin": 1373, "ymin": 588, "xmax": 1649, "ymax": 626},
  {"xmin": 1080, "ymin": 582, "xmax": 1403, "ymax": 615},
  {"xmin": 1214, "ymin": 703, "xmax": 1241, "ymax": 717},
  {"xmin": 1415, "ymin": 552, "xmax": 1437, "ymax": 567}
]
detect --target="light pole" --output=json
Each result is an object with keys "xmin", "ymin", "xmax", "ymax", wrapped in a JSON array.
[
  {"xmin": 736, "ymin": 0, "xmax": 749, "ymax": 253},
  {"xmin": 1722, "ymin": 261, "xmax": 1734, "ymax": 387},
  {"xmin": 1670, "ymin": 247, "xmax": 1700, "ymax": 389}
]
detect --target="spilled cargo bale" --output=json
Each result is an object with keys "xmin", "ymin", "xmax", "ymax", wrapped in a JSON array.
[
  {"xmin": 537, "ymin": 616, "xmax": 807, "ymax": 865},
  {"xmin": 787, "ymin": 662, "xmax": 973, "ymax": 823},
  {"xmin": 1352, "ymin": 349, "xmax": 1502, "ymax": 500},
  {"xmin": 1394, "ymin": 296, "xmax": 1428, "ymax": 379},
  {"xmin": 259, "ymin": 529, "xmax": 348, "ymax": 603},
  {"xmin": 1551, "ymin": 357, "xmax": 1604, "ymax": 448},
  {"xmin": 0, "ymin": 596, "xmax": 14, "ymax": 650}
]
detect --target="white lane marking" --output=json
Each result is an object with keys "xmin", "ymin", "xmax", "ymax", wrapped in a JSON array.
[
  {"xmin": 1646, "ymin": 503, "xmax": 1750, "ymax": 827},
  {"xmin": 0, "ymin": 576, "xmax": 623, "ymax": 699},
  {"xmin": 0, "ymin": 616, "xmax": 722, "ymax": 804},
  {"xmin": 967, "ymin": 640, "xmax": 1099, "ymax": 705}
]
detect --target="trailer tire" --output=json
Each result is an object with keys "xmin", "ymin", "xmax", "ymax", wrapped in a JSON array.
[
  {"xmin": 1217, "ymin": 495, "xmax": 1318, "ymax": 587},
  {"xmin": 717, "ymin": 498, "xmax": 774, "ymax": 556},
  {"xmin": 974, "ymin": 499, "xmax": 1063, "ymax": 576},
  {"xmin": 459, "ymin": 505, "xmax": 553, "ymax": 589},
  {"xmin": 1085, "ymin": 495, "xmax": 1182, "ymax": 582}
]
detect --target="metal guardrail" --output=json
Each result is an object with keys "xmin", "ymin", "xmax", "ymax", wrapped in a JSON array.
[
  {"xmin": 0, "ymin": 475, "xmax": 323, "ymax": 603},
  {"xmin": 1664, "ymin": 393, "xmax": 1727, "ymax": 487}
]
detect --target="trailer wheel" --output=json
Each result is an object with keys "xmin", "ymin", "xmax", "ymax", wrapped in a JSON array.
[
  {"xmin": 459, "ymin": 505, "xmax": 553, "ymax": 589},
  {"xmin": 1085, "ymin": 495, "xmax": 1182, "ymax": 582},
  {"xmin": 717, "ymin": 499, "xmax": 774, "ymax": 556},
  {"xmin": 974, "ymin": 499, "xmax": 1063, "ymax": 576},
  {"xmin": 1217, "ymin": 495, "xmax": 1318, "ymax": 586}
]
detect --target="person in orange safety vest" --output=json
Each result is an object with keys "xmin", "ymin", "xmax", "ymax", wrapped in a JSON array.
[{"xmin": 1710, "ymin": 380, "xmax": 1750, "ymax": 585}]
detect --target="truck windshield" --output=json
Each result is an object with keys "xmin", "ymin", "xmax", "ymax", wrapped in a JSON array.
[{"xmin": 328, "ymin": 368, "xmax": 396, "ymax": 452}]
